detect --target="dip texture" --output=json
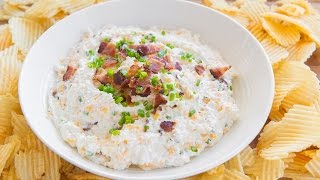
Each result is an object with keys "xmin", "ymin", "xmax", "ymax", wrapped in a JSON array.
[{"xmin": 47, "ymin": 26, "xmax": 239, "ymax": 170}]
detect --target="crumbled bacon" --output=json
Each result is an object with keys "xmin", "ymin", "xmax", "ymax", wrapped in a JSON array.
[
  {"xmin": 154, "ymin": 94, "xmax": 167, "ymax": 110},
  {"xmin": 160, "ymin": 121, "xmax": 175, "ymax": 132},
  {"xmin": 136, "ymin": 45, "xmax": 160, "ymax": 56},
  {"xmin": 63, "ymin": 65, "xmax": 78, "ymax": 81},
  {"xmin": 98, "ymin": 42, "xmax": 116, "ymax": 57},
  {"xmin": 94, "ymin": 68, "xmax": 111, "ymax": 85},
  {"xmin": 195, "ymin": 65, "xmax": 205, "ymax": 75},
  {"xmin": 209, "ymin": 66, "xmax": 231, "ymax": 79},
  {"xmin": 113, "ymin": 71, "xmax": 127, "ymax": 85},
  {"xmin": 128, "ymin": 65, "xmax": 140, "ymax": 77},
  {"xmin": 102, "ymin": 58, "xmax": 117, "ymax": 68}
]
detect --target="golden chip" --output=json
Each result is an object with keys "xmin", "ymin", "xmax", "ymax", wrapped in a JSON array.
[
  {"xmin": 4, "ymin": 135, "xmax": 21, "ymax": 169},
  {"xmin": 40, "ymin": 144, "xmax": 62, "ymax": 180},
  {"xmin": 284, "ymin": 169, "xmax": 316, "ymax": 180},
  {"xmin": 224, "ymin": 169, "xmax": 251, "ymax": 180},
  {"xmin": 0, "ymin": 55, "xmax": 22, "ymax": 97},
  {"xmin": 25, "ymin": 0, "xmax": 60, "ymax": 18},
  {"xmin": 11, "ymin": 112, "xmax": 31, "ymax": 150},
  {"xmin": 244, "ymin": 156, "xmax": 285, "ymax": 180},
  {"xmin": 3, "ymin": 3, "xmax": 25, "ymax": 17},
  {"xmin": 8, "ymin": 17, "xmax": 45, "ymax": 52},
  {"xmin": 0, "ymin": 126, "xmax": 10, "ymax": 144},
  {"xmin": 60, "ymin": 159, "xmax": 75, "ymax": 175},
  {"xmin": 0, "ymin": 142, "xmax": 15, "ymax": 174},
  {"xmin": 225, "ymin": 154, "xmax": 244, "ymax": 173},
  {"xmin": 0, "ymin": 45, "xmax": 19, "ymax": 59},
  {"xmin": 15, "ymin": 150, "xmax": 45, "ymax": 180},
  {"xmin": 240, "ymin": 1, "xmax": 270, "ymax": 24},
  {"xmin": 240, "ymin": 146, "xmax": 257, "ymax": 167},
  {"xmin": 261, "ymin": 17, "xmax": 301, "ymax": 47},
  {"xmin": 67, "ymin": 172, "xmax": 109, "ymax": 180},
  {"xmin": 1, "ymin": 164, "xmax": 17, "ymax": 180},
  {"xmin": 58, "ymin": 0, "xmax": 95, "ymax": 14},
  {"xmin": 259, "ymin": 105, "xmax": 320, "ymax": 159},
  {"xmin": 0, "ymin": 24, "xmax": 13, "ymax": 51},
  {"xmin": 305, "ymin": 150, "xmax": 320, "ymax": 177},
  {"xmin": 0, "ymin": 94, "xmax": 21, "ymax": 130},
  {"xmin": 247, "ymin": 23, "xmax": 268, "ymax": 41},
  {"xmin": 287, "ymin": 153, "xmax": 311, "ymax": 173},
  {"xmin": 273, "ymin": 3, "xmax": 306, "ymax": 17},
  {"xmin": 4, "ymin": 0, "xmax": 37, "ymax": 6},
  {"xmin": 264, "ymin": 12, "xmax": 320, "ymax": 47},
  {"xmin": 285, "ymin": 40, "xmax": 316, "ymax": 62},
  {"xmin": 52, "ymin": 10, "xmax": 69, "ymax": 21},
  {"xmin": 300, "ymin": 149, "xmax": 317, "ymax": 158},
  {"xmin": 260, "ymin": 36, "xmax": 289, "ymax": 63}
]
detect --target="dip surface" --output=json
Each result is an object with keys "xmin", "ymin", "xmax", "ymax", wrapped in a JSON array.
[{"xmin": 47, "ymin": 26, "xmax": 239, "ymax": 170}]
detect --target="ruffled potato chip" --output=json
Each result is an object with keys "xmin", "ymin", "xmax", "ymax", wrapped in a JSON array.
[
  {"xmin": 284, "ymin": 169, "xmax": 316, "ymax": 180},
  {"xmin": 259, "ymin": 105, "xmax": 320, "ymax": 159},
  {"xmin": 260, "ymin": 35, "xmax": 289, "ymax": 63},
  {"xmin": 0, "ymin": 142, "xmax": 15, "ymax": 174},
  {"xmin": 8, "ymin": 17, "xmax": 45, "ymax": 52},
  {"xmin": 240, "ymin": 146, "xmax": 257, "ymax": 167},
  {"xmin": 4, "ymin": 135, "xmax": 21, "ymax": 168},
  {"xmin": 224, "ymin": 169, "xmax": 251, "ymax": 180},
  {"xmin": 225, "ymin": 154, "xmax": 244, "ymax": 173},
  {"xmin": 285, "ymin": 40, "xmax": 316, "ymax": 62},
  {"xmin": 287, "ymin": 153, "xmax": 311, "ymax": 173},
  {"xmin": 0, "ymin": 55, "xmax": 22, "ymax": 97},
  {"xmin": 67, "ymin": 172, "xmax": 109, "ymax": 180},
  {"xmin": 261, "ymin": 17, "xmax": 301, "ymax": 47},
  {"xmin": 3, "ymin": 3, "xmax": 25, "ymax": 17},
  {"xmin": 305, "ymin": 150, "xmax": 320, "ymax": 177},
  {"xmin": 15, "ymin": 150, "xmax": 45, "ymax": 180},
  {"xmin": 58, "ymin": 0, "xmax": 95, "ymax": 14},
  {"xmin": 240, "ymin": 1, "xmax": 270, "ymax": 24},
  {"xmin": 11, "ymin": 112, "xmax": 31, "ymax": 150},
  {"xmin": 0, "ymin": 94, "xmax": 21, "ymax": 130},
  {"xmin": 25, "ymin": 0, "xmax": 60, "ymax": 18},
  {"xmin": 0, "ymin": 24, "xmax": 13, "ymax": 51}
]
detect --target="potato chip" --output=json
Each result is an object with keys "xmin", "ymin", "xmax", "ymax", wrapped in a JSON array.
[
  {"xmin": 52, "ymin": 10, "xmax": 69, "ymax": 21},
  {"xmin": 287, "ymin": 153, "xmax": 311, "ymax": 172},
  {"xmin": 41, "ymin": 144, "xmax": 62, "ymax": 180},
  {"xmin": 25, "ymin": 0, "xmax": 60, "ymax": 18},
  {"xmin": 206, "ymin": 164, "xmax": 225, "ymax": 178},
  {"xmin": 273, "ymin": 3, "xmax": 307, "ymax": 17},
  {"xmin": 58, "ymin": 0, "xmax": 95, "ymax": 14},
  {"xmin": 33, "ymin": 18, "xmax": 55, "ymax": 30},
  {"xmin": 60, "ymin": 159, "xmax": 75, "ymax": 175},
  {"xmin": 15, "ymin": 150, "xmax": 45, "ymax": 180},
  {"xmin": 67, "ymin": 172, "xmax": 109, "ymax": 180},
  {"xmin": 0, "ymin": 45, "xmax": 19, "ymax": 59},
  {"xmin": 8, "ymin": 17, "xmax": 45, "ymax": 52},
  {"xmin": 270, "ymin": 61, "xmax": 319, "ymax": 118},
  {"xmin": 261, "ymin": 17, "xmax": 301, "ymax": 47},
  {"xmin": 260, "ymin": 36, "xmax": 289, "ymax": 63},
  {"xmin": 0, "ymin": 24, "xmax": 13, "ymax": 51},
  {"xmin": 276, "ymin": 0, "xmax": 316, "ymax": 15},
  {"xmin": 224, "ymin": 11, "xmax": 251, "ymax": 27},
  {"xmin": 4, "ymin": 0, "xmax": 37, "ymax": 6},
  {"xmin": 225, "ymin": 154, "xmax": 244, "ymax": 173},
  {"xmin": 245, "ymin": 156, "xmax": 285, "ymax": 180},
  {"xmin": 0, "ymin": 55, "xmax": 22, "ymax": 97},
  {"xmin": 0, "ymin": 143, "xmax": 15, "ymax": 174},
  {"xmin": 259, "ymin": 105, "xmax": 320, "ymax": 159},
  {"xmin": 3, "ymin": 3, "xmax": 25, "ymax": 17},
  {"xmin": 1, "ymin": 164, "xmax": 17, "ymax": 180},
  {"xmin": 4, "ymin": 135, "xmax": 21, "ymax": 169},
  {"xmin": 11, "ymin": 112, "xmax": 31, "ymax": 150},
  {"xmin": 240, "ymin": 1, "xmax": 270, "ymax": 24},
  {"xmin": 263, "ymin": 12, "xmax": 320, "ymax": 47},
  {"xmin": 300, "ymin": 149, "xmax": 317, "ymax": 158},
  {"xmin": 284, "ymin": 169, "xmax": 317, "ymax": 180},
  {"xmin": 247, "ymin": 23, "xmax": 268, "ymax": 41},
  {"xmin": 0, "ymin": 94, "xmax": 21, "ymax": 130},
  {"xmin": 0, "ymin": 126, "xmax": 10, "ymax": 144},
  {"xmin": 224, "ymin": 169, "xmax": 251, "ymax": 180},
  {"xmin": 240, "ymin": 146, "xmax": 257, "ymax": 167},
  {"xmin": 285, "ymin": 40, "xmax": 316, "ymax": 62},
  {"xmin": 305, "ymin": 150, "xmax": 320, "ymax": 177}
]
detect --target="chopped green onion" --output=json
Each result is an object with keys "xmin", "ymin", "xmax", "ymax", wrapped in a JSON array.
[
  {"xmin": 86, "ymin": 49, "xmax": 95, "ymax": 56},
  {"xmin": 160, "ymin": 68, "xmax": 167, "ymax": 74},
  {"xmin": 115, "ymin": 96, "xmax": 124, "ymax": 104},
  {"xmin": 157, "ymin": 49, "xmax": 167, "ymax": 58},
  {"xmin": 151, "ymin": 76, "xmax": 159, "ymax": 86},
  {"xmin": 145, "ymin": 104, "xmax": 153, "ymax": 111},
  {"xmin": 161, "ymin": 30, "xmax": 166, "ymax": 36},
  {"xmin": 189, "ymin": 109, "xmax": 196, "ymax": 117},
  {"xmin": 131, "ymin": 31, "xmax": 137, "ymax": 35},
  {"xmin": 175, "ymin": 92, "xmax": 181, "ymax": 98},
  {"xmin": 146, "ymin": 111, "xmax": 151, "ymax": 118},
  {"xmin": 134, "ymin": 102, "xmax": 140, "ymax": 106},
  {"xmin": 103, "ymin": 37, "xmax": 110, "ymax": 42},
  {"xmin": 230, "ymin": 85, "xmax": 233, "ymax": 91},
  {"xmin": 143, "ymin": 101, "xmax": 149, "ymax": 106},
  {"xmin": 140, "ymin": 38, "xmax": 146, "ymax": 44},
  {"xmin": 144, "ymin": 125, "xmax": 149, "ymax": 132},
  {"xmin": 137, "ymin": 70, "xmax": 148, "ymax": 79},
  {"xmin": 166, "ymin": 43, "xmax": 174, "ymax": 49},
  {"xmin": 88, "ymin": 57, "xmax": 104, "ymax": 68},
  {"xmin": 109, "ymin": 129, "xmax": 120, "ymax": 136},
  {"xmin": 180, "ymin": 52, "xmax": 195, "ymax": 62},
  {"xmin": 121, "ymin": 102, "xmax": 128, "ymax": 107},
  {"xmin": 190, "ymin": 146, "xmax": 198, "ymax": 152},
  {"xmin": 196, "ymin": 80, "xmax": 201, "ymax": 87},
  {"xmin": 137, "ymin": 109, "xmax": 145, "ymax": 117},
  {"xmin": 166, "ymin": 83, "xmax": 174, "ymax": 91},
  {"xmin": 166, "ymin": 115, "xmax": 171, "ymax": 119},
  {"xmin": 135, "ymin": 86, "xmax": 144, "ymax": 94},
  {"xmin": 107, "ymin": 69, "xmax": 114, "ymax": 77},
  {"xmin": 98, "ymin": 84, "xmax": 104, "ymax": 91},
  {"xmin": 125, "ymin": 115, "xmax": 134, "ymax": 124},
  {"xmin": 169, "ymin": 93, "xmax": 175, "ymax": 101},
  {"xmin": 102, "ymin": 85, "xmax": 115, "ymax": 94}
]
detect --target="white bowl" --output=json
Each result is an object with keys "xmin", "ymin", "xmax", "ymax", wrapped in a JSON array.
[{"xmin": 19, "ymin": 0, "xmax": 274, "ymax": 179}]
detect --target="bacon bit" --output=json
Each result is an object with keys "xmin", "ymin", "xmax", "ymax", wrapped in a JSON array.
[
  {"xmin": 128, "ymin": 65, "xmax": 140, "ymax": 77},
  {"xmin": 94, "ymin": 68, "xmax": 111, "ymax": 85},
  {"xmin": 164, "ymin": 61, "xmax": 175, "ymax": 70},
  {"xmin": 139, "ymin": 87, "xmax": 151, "ymax": 97},
  {"xmin": 175, "ymin": 62, "xmax": 182, "ymax": 71},
  {"xmin": 113, "ymin": 71, "xmax": 127, "ymax": 85},
  {"xmin": 149, "ymin": 60, "xmax": 163, "ymax": 73},
  {"xmin": 63, "ymin": 65, "xmax": 78, "ymax": 81},
  {"xmin": 102, "ymin": 58, "xmax": 117, "ymax": 68},
  {"xmin": 160, "ymin": 121, "xmax": 175, "ymax": 132},
  {"xmin": 136, "ymin": 45, "xmax": 160, "ymax": 56},
  {"xmin": 209, "ymin": 66, "xmax": 231, "ymax": 79},
  {"xmin": 52, "ymin": 91, "xmax": 57, "ymax": 97},
  {"xmin": 154, "ymin": 94, "xmax": 167, "ymax": 110},
  {"xmin": 98, "ymin": 42, "xmax": 116, "ymax": 57},
  {"xmin": 195, "ymin": 65, "xmax": 205, "ymax": 75}
]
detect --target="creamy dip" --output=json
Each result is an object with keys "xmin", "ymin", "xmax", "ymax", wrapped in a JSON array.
[{"xmin": 47, "ymin": 25, "xmax": 239, "ymax": 170}]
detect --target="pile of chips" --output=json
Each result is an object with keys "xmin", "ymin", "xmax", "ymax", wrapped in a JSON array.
[{"xmin": 0, "ymin": 0, "xmax": 319, "ymax": 179}]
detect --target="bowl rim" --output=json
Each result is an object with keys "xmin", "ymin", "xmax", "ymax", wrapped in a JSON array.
[{"xmin": 18, "ymin": 0, "xmax": 274, "ymax": 179}]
